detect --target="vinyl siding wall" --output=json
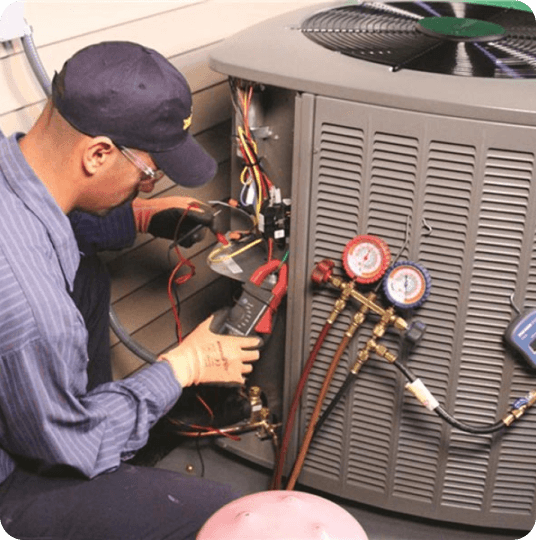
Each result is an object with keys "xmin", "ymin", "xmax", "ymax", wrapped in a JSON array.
[{"xmin": 0, "ymin": 0, "xmax": 320, "ymax": 379}]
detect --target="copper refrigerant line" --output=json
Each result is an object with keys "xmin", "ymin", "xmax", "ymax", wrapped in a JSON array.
[
  {"xmin": 284, "ymin": 260, "xmax": 411, "ymax": 491},
  {"xmin": 271, "ymin": 223, "xmax": 414, "ymax": 489},
  {"xmin": 275, "ymin": 256, "xmax": 536, "ymax": 492}
]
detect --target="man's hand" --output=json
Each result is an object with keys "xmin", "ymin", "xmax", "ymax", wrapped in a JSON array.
[
  {"xmin": 132, "ymin": 196, "xmax": 214, "ymax": 246},
  {"xmin": 158, "ymin": 316, "xmax": 261, "ymax": 386}
]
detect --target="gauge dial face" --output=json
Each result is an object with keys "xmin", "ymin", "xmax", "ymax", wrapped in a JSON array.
[
  {"xmin": 383, "ymin": 262, "xmax": 431, "ymax": 309},
  {"xmin": 342, "ymin": 235, "xmax": 391, "ymax": 283}
]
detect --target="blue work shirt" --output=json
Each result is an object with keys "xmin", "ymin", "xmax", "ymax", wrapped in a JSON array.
[{"xmin": 0, "ymin": 132, "xmax": 181, "ymax": 483}]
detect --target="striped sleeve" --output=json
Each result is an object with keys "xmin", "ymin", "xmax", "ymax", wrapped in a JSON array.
[
  {"xmin": 0, "ymin": 133, "xmax": 181, "ymax": 480},
  {"xmin": 0, "ymin": 232, "xmax": 181, "ymax": 478},
  {"xmin": 0, "ymin": 338, "xmax": 181, "ymax": 478}
]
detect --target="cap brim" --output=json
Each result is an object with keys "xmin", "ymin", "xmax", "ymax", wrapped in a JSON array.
[{"xmin": 152, "ymin": 133, "xmax": 217, "ymax": 188}]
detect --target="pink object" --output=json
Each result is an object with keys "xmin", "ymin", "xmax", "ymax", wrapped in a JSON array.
[{"xmin": 197, "ymin": 490, "xmax": 369, "ymax": 540}]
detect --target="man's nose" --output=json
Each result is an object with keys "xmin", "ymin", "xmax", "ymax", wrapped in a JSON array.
[{"xmin": 138, "ymin": 178, "xmax": 159, "ymax": 193}]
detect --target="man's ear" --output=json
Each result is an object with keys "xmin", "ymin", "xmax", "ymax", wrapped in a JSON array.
[{"xmin": 82, "ymin": 136, "xmax": 116, "ymax": 175}]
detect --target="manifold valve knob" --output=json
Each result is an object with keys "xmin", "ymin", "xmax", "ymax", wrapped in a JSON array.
[
  {"xmin": 405, "ymin": 320, "xmax": 427, "ymax": 345},
  {"xmin": 311, "ymin": 259, "xmax": 335, "ymax": 284}
]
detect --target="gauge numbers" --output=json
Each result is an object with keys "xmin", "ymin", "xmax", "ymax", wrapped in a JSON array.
[
  {"xmin": 342, "ymin": 235, "xmax": 391, "ymax": 283},
  {"xmin": 383, "ymin": 261, "xmax": 431, "ymax": 309}
]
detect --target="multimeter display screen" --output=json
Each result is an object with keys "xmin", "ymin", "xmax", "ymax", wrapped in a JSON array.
[{"xmin": 530, "ymin": 338, "xmax": 536, "ymax": 353}]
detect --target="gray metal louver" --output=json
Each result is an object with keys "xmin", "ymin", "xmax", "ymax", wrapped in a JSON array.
[{"xmin": 291, "ymin": 95, "xmax": 536, "ymax": 530}]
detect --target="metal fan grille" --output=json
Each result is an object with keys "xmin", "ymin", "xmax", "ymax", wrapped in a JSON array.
[{"xmin": 300, "ymin": 2, "xmax": 536, "ymax": 78}]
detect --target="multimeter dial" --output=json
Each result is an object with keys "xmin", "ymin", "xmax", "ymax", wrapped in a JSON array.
[
  {"xmin": 383, "ymin": 261, "xmax": 431, "ymax": 309},
  {"xmin": 342, "ymin": 235, "xmax": 391, "ymax": 284}
]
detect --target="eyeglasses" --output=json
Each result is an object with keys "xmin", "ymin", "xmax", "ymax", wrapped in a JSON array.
[{"xmin": 119, "ymin": 146, "xmax": 165, "ymax": 182}]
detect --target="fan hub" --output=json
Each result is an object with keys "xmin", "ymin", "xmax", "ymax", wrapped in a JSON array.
[{"xmin": 417, "ymin": 17, "xmax": 506, "ymax": 42}]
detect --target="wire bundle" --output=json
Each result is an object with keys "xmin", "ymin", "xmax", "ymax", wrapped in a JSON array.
[{"xmin": 230, "ymin": 80, "xmax": 274, "ymax": 223}]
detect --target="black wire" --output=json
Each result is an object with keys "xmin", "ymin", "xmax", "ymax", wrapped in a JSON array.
[
  {"xmin": 393, "ymin": 358, "xmax": 506, "ymax": 435},
  {"xmin": 393, "ymin": 340, "xmax": 417, "ymax": 383},
  {"xmin": 312, "ymin": 316, "xmax": 507, "ymax": 438},
  {"xmin": 195, "ymin": 434, "xmax": 205, "ymax": 478},
  {"xmin": 434, "ymin": 405, "xmax": 505, "ymax": 435}
]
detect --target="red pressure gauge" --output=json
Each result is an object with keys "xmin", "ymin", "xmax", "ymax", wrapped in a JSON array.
[{"xmin": 342, "ymin": 235, "xmax": 391, "ymax": 284}]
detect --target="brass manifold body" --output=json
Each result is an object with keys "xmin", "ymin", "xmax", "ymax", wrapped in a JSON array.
[
  {"xmin": 311, "ymin": 258, "xmax": 417, "ymax": 369},
  {"xmin": 169, "ymin": 385, "xmax": 281, "ymax": 446}
]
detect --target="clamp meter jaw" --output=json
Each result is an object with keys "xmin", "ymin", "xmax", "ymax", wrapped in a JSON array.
[
  {"xmin": 210, "ymin": 259, "xmax": 288, "ymax": 341},
  {"xmin": 504, "ymin": 309, "xmax": 536, "ymax": 369}
]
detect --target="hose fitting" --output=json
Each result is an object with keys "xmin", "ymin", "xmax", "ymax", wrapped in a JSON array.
[{"xmin": 503, "ymin": 389, "xmax": 536, "ymax": 426}]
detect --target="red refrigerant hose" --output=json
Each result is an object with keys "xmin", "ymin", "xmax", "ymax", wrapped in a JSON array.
[
  {"xmin": 271, "ymin": 321, "xmax": 332, "ymax": 489},
  {"xmin": 271, "ymin": 259, "xmax": 351, "ymax": 489}
]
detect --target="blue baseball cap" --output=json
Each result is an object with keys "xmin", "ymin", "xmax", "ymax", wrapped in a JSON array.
[{"xmin": 51, "ymin": 41, "xmax": 217, "ymax": 187}]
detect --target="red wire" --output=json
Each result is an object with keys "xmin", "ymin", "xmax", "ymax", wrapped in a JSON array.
[
  {"xmin": 166, "ymin": 204, "xmax": 199, "ymax": 343},
  {"xmin": 263, "ymin": 172, "xmax": 274, "ymax": 190},
  {"xmin": 239, "ymin": 84, "xmax": 274, "ymax": 204},
  {"xmin": 196, "ymin": 393, "xmax": 215, "ymax": 422},
  {"xmin": 168, "ymin": 418, "xmax": 242, "ymax": 441},
  {"xmin": 216, "ymin": 232, "xmax": 230, "ymax": 246}
]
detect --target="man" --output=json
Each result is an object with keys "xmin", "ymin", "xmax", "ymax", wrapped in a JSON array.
[{"xmin": 0, "ymin": 41, "xmax": 260, "ymax": 539}]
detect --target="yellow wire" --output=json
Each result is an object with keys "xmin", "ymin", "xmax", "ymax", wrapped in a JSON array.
[
  {"xmin": 238, "ymin": 85, "xmax": 267, "ymax": 218},
  {"xmin": 208, "ymin": 237, "xmax": 264, "ymax": 264},
  {"xmin": 237, "ymin": 126, "xmax": 263, "ymax": 217}
]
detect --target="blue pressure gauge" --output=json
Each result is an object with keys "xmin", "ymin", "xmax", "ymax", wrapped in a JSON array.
[
  {"xmin": 504, "ymin": 309, "xmax": 536, "ymax": 369},
  {"xmin": 383, "ymin": 261, "xmax": 431, "ymax": 310}
]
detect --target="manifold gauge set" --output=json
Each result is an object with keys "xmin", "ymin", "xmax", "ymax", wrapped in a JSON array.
[
  {"xmin": 342, "ymin": 234, "xmax": 432, "ymax": 309},
  {"xmin": 275, "ymin": 233, "xmax": 536, "ymax": 491}
]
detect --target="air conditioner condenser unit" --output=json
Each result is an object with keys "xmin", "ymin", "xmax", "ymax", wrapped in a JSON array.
[{"xmin": 209, "ymin": 1, "xmax": 536, "ymax": 532}]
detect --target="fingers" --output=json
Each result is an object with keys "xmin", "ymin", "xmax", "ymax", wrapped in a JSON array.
[
  {"xmin": 165, "ymin": 195, "xmax": 202, "ymax": 210},
  {"xmin": 239, "ymin": 348, "xmax": 260, "ymax": 363},
  {"xmin": 242, "ymin": 363, "xmax": 254, "ymax": 375},
  {"xmin": 241, "ymin": 336, "xmax": 264, "ymax": 350},
  {"xmin": 234, "ymin": 362, "xmax": 254, "ymax": 386},
  {"xmin": 223, "ymin": 336, "xmax": 261, "ymax": 363}
]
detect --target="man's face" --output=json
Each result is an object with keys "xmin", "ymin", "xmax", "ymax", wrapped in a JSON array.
[{"xmin": 76, "ymin": 149, "xmax": 162, "ymax": 216}]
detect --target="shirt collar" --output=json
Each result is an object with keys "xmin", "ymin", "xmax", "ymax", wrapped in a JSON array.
[{"xmin": 0, "ymin": 133, "xmax": 80, "ymax": 290}]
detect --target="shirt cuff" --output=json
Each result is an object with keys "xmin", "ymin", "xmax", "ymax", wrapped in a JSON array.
[{"xmin": 129, "ymin": 361, "xmax": 182, "ymax": 415}]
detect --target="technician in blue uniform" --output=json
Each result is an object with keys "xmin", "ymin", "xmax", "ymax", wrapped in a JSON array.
[{"xmin": 0, "ymin": 41, "xmax": 260, "ymax": 540}]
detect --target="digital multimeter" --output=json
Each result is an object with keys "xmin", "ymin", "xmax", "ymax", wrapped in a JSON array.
[{"xmin": 504, "ymin": 309, "xmax": 536, "ymax": 369}]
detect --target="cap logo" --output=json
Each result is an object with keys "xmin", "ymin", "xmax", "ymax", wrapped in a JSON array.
[{"xmin": 183, "ymin": 111, "xmax": 192, "ymax": 131}]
